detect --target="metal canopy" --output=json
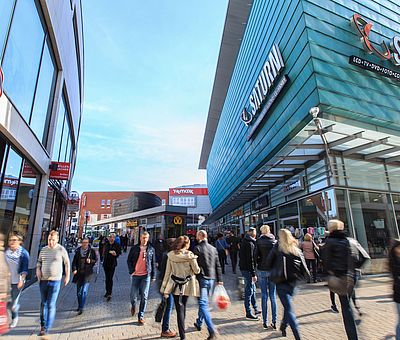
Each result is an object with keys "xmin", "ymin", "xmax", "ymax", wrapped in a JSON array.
[{"xmin": 204, "ymin": 118, "xmax": 400, "ymax": 225}]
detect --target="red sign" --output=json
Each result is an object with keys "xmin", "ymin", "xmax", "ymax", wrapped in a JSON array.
[
  {"xmin": 3, "ymin": 177, "xmax": 18, "ymax": 188},
  {"xmin": 22, "ymin": 162, "xmax": 37, "ymax": 178},
  {"xmin": 49, "ymin": 162, "xmax": 71, "ymax": 180},
  {"xmin": 169, "ymin": 188, "xmax": 208, "ymax": 196}
]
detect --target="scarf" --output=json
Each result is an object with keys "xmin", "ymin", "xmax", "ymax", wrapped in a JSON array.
[
  {"xmin": 80, "ymin": 246, "xmax": 89, "ymax": 258},
  {"xmin": 5, "ymin": 246, "xmax": 22, "ymax": 266}
]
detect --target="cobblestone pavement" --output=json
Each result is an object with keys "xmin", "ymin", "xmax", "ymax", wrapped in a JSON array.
[{"xmin": 3, "ymin": 250, "xmax": 397, "ymax": 340}]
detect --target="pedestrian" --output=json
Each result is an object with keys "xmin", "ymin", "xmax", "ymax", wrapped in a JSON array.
[
  {"xmin": 300, "ymin": 233, "xmax": 319, "ymax": 283},
  {"xmin": 5, "ymin": 231, "xmax": 29, "ymax": 328},
  {"xmin": 160, "ymin": 236, "xmax": 200, "ymax": 340},
  {"xmin": 154, "ymin": 234, "xmax": 166, "ymax": 268},
  {"xmin": 71, "ymin": 237, "xmax": 97, "ymax": 315},
  {"xmin": 98, "ymin": 235, "xmax": 104, "ymax": 262},
  {"xmin": 0, "ymin": 233, "xmax": 10, "ymax": 334},
  {"xmin": 239, "ymin": 227, "xmax": 260, "ymax": 320},
  {"xmin": 322, "ymin": 219, "xmax": 369, "ymax": 340},
  {"xmin": 215, "ymin": 233, "xmax": 228, "ymax": 275},
  {"xmin": 266, "ymin": 229, "xmax": 309, "ymax": 340},
  {"xmin": 127, "ymin": 231, "xmax": 156, "ymax": 324},
  {"xmin": 193, "ymin": 230, "xmax": 223, "ymax": 340},
  {"xmin": 227, "ymin": 231, "xmax": 240, "ymax": 274},
  {"xmin": 103, "ymin": 233, "xmax": 121, "ymax": 301},
  {"xmin": 36, "ymin": 230, "xmax": 70, "ymax": 338},
  {"xmin": 389, "ymin": 239, "xmax": 400, "ymax": 340},
  {"xmin": 255, "ymin": 225, "xmax": 277, "ymax": 330},
  {"xmin": 157, "ymin": 238, "xmax": 176, "ymax": 338}
]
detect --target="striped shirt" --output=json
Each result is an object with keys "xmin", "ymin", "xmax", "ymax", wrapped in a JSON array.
[{"xmin": 37, "ymin": 244, "xmax": 70, "ymax": 281}]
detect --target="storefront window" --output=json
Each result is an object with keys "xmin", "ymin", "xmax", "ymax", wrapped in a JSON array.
[
  {"xmin": 299, "ymin": 193, "xmax": 328, "ymax": 229},
  {"xmin": 349, "ymin": 190, "xmax": 398, "ymax": 258},
  {"xmin": 0, "ymin": 148, "xmax": 22, "ymax": 237},
  {"xmin": 40, "ymin": 185, "xmax": 54, "ymax": 248},
  {"xmin": 2, "ymin": 0, "xmax": 45, "ymax": 122},
  {"xmin": 13, "ymin": 161, "xmax": 40, "ymax": 248},
  {"xmin": 335, "ymin": 189, "xmax": 353, "ymax": 236},
  {"xmin": 391, "ymin": 194, "xmax": 400, "ymax": 240},
  {"xmin": 344, "ymin": 159, "xmax": 388, "ymax": 191},
  {"xmin": 0, "ymin": 0, "xmax": 15, "ymax": 57},
  {"xmin": 387, "ymin": 165, "xmax": 400, "ymax": 193},
  {"xmin": 29, "ymin": 38, "xmax": 56, "ymax": 144}
]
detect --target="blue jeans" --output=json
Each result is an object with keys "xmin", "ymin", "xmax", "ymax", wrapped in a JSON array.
[
  {"xmin": 9, "ymin": 284, "xmax": 22, "ymax": 320},
  {"xmin": 277, "ymin": 283, "xmax": 300, "ymax": 340},
  {"xmin": 130, "ymin": 275, "xmax": 151, "ymax": 319},
  {"xmin": 39, "ymin": 280, "xmax": 61, "ymax": 331},
  {"xmin": 196, "ymin": 278, "xmax": 215, "ymax": 334},
  {"xmin": 76, "ymin": 281, "xmax": 90, "ymax": 310},
  {"xmin": 338, "ymin": 293, "xmax": 358, "ymax": 340},
  {"xmin": 162, "ymin": 294, "xmax": 174, "ymax": 333},
  {"xmin": 258, "ymin": 270, "xmax": 277, "ymax": 324},
  {"xmin": 397, "ymin": 303, "xmax": 400, "ymax": 340},
  {"xmin": 241, "ymin": 270, "xmax": 258, "ymax": 315}
]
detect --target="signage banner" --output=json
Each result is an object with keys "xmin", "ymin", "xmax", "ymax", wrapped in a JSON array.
[
  {"xmin": 283, "ymin": 177, "xmax": 304, "ymax": 196},
  {"xmin": 349, "ymin": 55, "xmax": 400, "ymax": 81},
  {"xmin": 251, "ymin": 195, "xmax": 269, "ymax": 212},
  {"xmin": 49, "ymin": 162, "xmax": 71, "ymax": 180},
  {"xmin": 22, "ymin": 162, "xmax": 37, "ymax": 178},
  {"xmin": 169, "ymin": 188, "xmax": 208, "ymax": 196}
]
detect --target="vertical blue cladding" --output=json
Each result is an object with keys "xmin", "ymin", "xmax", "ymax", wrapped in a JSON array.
[
  {"xmin": 302, "ymin": 0, "xmax": 400, "ymax": 129},
  {"xmin": 207, "ymin": 0, "xmax": 319, "ymax": 209}
]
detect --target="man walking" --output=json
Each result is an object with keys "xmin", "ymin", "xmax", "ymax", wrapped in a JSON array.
[
  {"xmin": 193, "ymin": 230, "xmax": 223, "ymax": 340},
  {"xmin": 36, "ymin": 230, "xmax": 70, "ymax": 338},
  {"xmin": 255, "ymin": 225, "xmax": 277, "ymax": 329},
  {"xmin": 103, "ymin": 233, "xmax": 121, "ymax": 301},
  {"xmin": 215, "ymin": 233, "xmax": 228, "ymax": 274},
  {"xmin": 239, "ymin": 227, "xmax": 260, "ymax": 320},
  {"xmin": 227, "ymin": 231, "xmax": 240, "ymax": 274},
  {"xmin": 127, "ymin": 231, "xmax": 156, "ymax": 324}
]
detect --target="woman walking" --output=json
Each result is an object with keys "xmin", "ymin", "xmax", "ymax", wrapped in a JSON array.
[
  {"xmin": 5, "ymin": 231, "xmax": 30, "ymax": 328},
  {"xmin": 300, "ymin": 233, "xmax": 318, "ymax": 283},
  {"xmin": 0, "ymin": 233, "xmax": 10, "ymax": 335},
  {"xmin": 267, "ymin": 229, "xmax": 309, "ymax": 340},
  {"xmin": 389, "ymin": 239, "xmax": 400, "ymax": 340},
  {"xmin": 72, "ymin": 237, "xmax": 98, "ymax": 314},
  {"xmin": 160, "ymin": 236, "xmax": 200, "ymax": 340}
]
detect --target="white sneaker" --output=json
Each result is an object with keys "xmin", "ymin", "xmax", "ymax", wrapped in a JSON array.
[{"xmin": 10, "ymin": 317, "xmax": 18, "ymax": 328}]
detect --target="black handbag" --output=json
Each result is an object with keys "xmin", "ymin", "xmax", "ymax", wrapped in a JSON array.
[{"xmin": 155, "ymin": 297, "xmax": 167, "ymax": 323}]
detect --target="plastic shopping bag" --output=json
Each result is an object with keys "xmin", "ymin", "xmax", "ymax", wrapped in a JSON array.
[
  {"xmin": 0, "ymin": 301, "xmax": 9, "ymax": 335},
  {"xmin": 212, "ymin": 285, "xmax": 230, "ymax": 311}
]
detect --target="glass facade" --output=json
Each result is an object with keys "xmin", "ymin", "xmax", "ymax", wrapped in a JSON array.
[
  {"xmin": 1, "ymin": 0, "xmax": 56, "ymax": 146},
  {"xmin": 52, "ymin": 96, "xmax": 73, "ymax": 163}
]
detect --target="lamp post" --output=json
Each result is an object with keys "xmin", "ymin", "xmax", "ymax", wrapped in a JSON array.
[{"xmin": 84, "ymin": 210, "xmax": 90, "ymax": 237}]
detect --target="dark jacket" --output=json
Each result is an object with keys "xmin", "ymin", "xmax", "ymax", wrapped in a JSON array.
[
  {"xmin": 72, "ymin": 246, "xmax": 97, "ymax": 282},
  {"xmin": 255, "ymin": 234, "xmax": 276, "ymax": 271},
  {"xmin": 193, "ymin": 240, "xmax": 222, "ymax": 282},
  {"xmin": 103, "ymin": 242, "xmax": 121, "ymax": 269},
  {"xmin": 389, "ymin": 240, "xmax": 400, "ymax": 303},
  {"xmin": 227, "ymin": 235, "xmax": 240, "ymax": 253},
  {"xmin": 127, "ymin": 244, "xmax": 156, "ymax": 280},
  {"xmin": 322, "ymin": 230, "xmax": 370, "ymax": 277},
  {"xmin": 239, "ymin": 234, "xmax": 257, "ymax": 277},
  {"xmin": 266, "ymin": 243, "xmax": 309, "ymax": 284},
  {"xmin": 154, "ymin": 239, "xmax": 166, "ymax": 265}
]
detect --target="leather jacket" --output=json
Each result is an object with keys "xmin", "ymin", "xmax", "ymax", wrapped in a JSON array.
[
  {"xmin": 193, "ymin": 240, "xmax": 222, "ymax": 282},
  {"xmin": 239, "ymin": 234, "xmax": 257, "ymax": 276},
  {"xmin": 256, "ymin": 234, "xmax": 276, "ymax": 271},
  {"xmin": 127, "ymin": 244, "xmax": 156, "ymax": 280}
]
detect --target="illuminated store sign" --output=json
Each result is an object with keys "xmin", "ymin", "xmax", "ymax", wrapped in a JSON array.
[
  {"xmin": 240, "ymin": 44, "xmax": 289, "ymax": 141},
  {"xmin": 350, "ymin": 13, "xmax": 400, "ymax": 66}
]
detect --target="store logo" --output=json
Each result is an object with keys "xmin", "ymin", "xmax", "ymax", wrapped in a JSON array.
[
  {"xmin": 351, "ymin": 13, "xmax": 400, "ymax": 66},
  {"xmin": 0, "ymin": 67, "xmax": 3, "ymax": 97},
  {"xmin": 173, "ymin": 189, "xmax": 194, "ymax": 195},
  {"xmin": 240, "ymin": 44, "xmax": 285, "ymax": 126}
]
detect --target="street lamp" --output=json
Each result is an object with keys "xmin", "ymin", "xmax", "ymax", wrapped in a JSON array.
[{"xmin": 84, "ymin": 210, "xmax": 90, "ymax": 237}]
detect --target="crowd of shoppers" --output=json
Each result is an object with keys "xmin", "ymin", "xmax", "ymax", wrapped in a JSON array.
[{"xmin": 4, "ymin": 219, "xmax": 400, "ymax": 340}]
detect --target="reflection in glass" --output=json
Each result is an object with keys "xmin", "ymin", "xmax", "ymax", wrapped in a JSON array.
[
  {"xmin": 0, "ymin": 0, "xmax": 15, "ymax": 56},
  {"xmin": 344, "ymin": 159, "xmax": 388, "ymax": 191},
  {"xmin": 0, "ymin": 148, "xmax": 22, "ymax": 236},
  {"xmin": 40, "ymin": 185, "xmax": 54, "ymax": 248},
  {"xmin": 52, "ymin": 100, "xmax": 65, "ymax": 160},
  {"xmin": 349, "ymin": 191, "xmax": 397, "ymax": 258},
  {"xmin": 13, "ymin": 161, "xmax": 39, "ymax": 247},
  {"xmin": 2, "ymin": 0, "xmax": 45, "ymax": 121},
  {"xmin": 335, "ymin": 189, "xmax": 353, "ymax": 237},
  {"xmin": 30, "ymin": 39, "xmax": 56, "ymax": 143}
]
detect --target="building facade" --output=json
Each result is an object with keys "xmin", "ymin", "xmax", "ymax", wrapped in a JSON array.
[
  {"xmin": 0, "ymin": 0, "xmax": 84, "ymax": 274},
  {"xmin": 200, "ymin": 0, "xmax": 400, "ymax": 272}
]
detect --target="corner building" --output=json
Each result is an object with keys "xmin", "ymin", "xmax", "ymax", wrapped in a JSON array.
[
  {"xmin": 200, "ymin": 0, "xmax": 400, "ymax": 273},
  {"xmin": 0, "ymin": 0, "xmax": 84, "ymax": 276}
]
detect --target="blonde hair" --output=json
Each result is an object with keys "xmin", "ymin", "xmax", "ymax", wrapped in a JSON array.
[
  {"xmin": 328, "ymin": 219, "xmax": 344, "ymax": 232},
  {"xmin": 304, "ymin": 233, "xmax": 312, "ymax": 242},
  {"xmin": 49, "ymin": 230, "xmax": 59, "ymax": 238},
  {"xmin": 141, "ymin": 232, "xmax": 150, "ymax": 238},
  {"xmin": 278, "ymin": 229, "xmax": 299, "ymax": 255},
  {"xmin": 260, "ymin": 225, "xmax": 270, "ymax": 235}
]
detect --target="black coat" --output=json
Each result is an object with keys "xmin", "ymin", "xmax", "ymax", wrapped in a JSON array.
[
  {"xmin": 322, "ymin": 231, "xmax": 370, "ymax": 277},
  {"xmin": 127, "ymin": 244, "xmax": 156, "ymax": 280},
  {"xmin": 227, "ymin": 235, "xmax": 240, "ymax": 253},
  {"xmin": 103, "ymin": 242, "xmax": 121, "ymax": 269},
  {"xmin": 239, "ymin": 234, "xmax": 257, "ymax": 277},
  {"xmin": 72, "ymin": 247, "xmax": 97, "ymax": 283},
  {"xmin": 255, "ymin": 234, "xmax": 276, "ymax": 271},
  {"xmin": 389, "ymin": 240, "xmax": 400, "ymax": 303},
  {"xmin": 193, "ymin": 240, "xmax": 222, "ymax": 282}
]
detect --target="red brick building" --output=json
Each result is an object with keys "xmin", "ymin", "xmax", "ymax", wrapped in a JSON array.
[{"xmin": 78, "ymin": 191, "xmax": 169, "ymax": 235}]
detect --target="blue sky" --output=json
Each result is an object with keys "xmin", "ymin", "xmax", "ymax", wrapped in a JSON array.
[{"xmin": 72, "ymin": 0, "xmax": 228, "ymax": 194}]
